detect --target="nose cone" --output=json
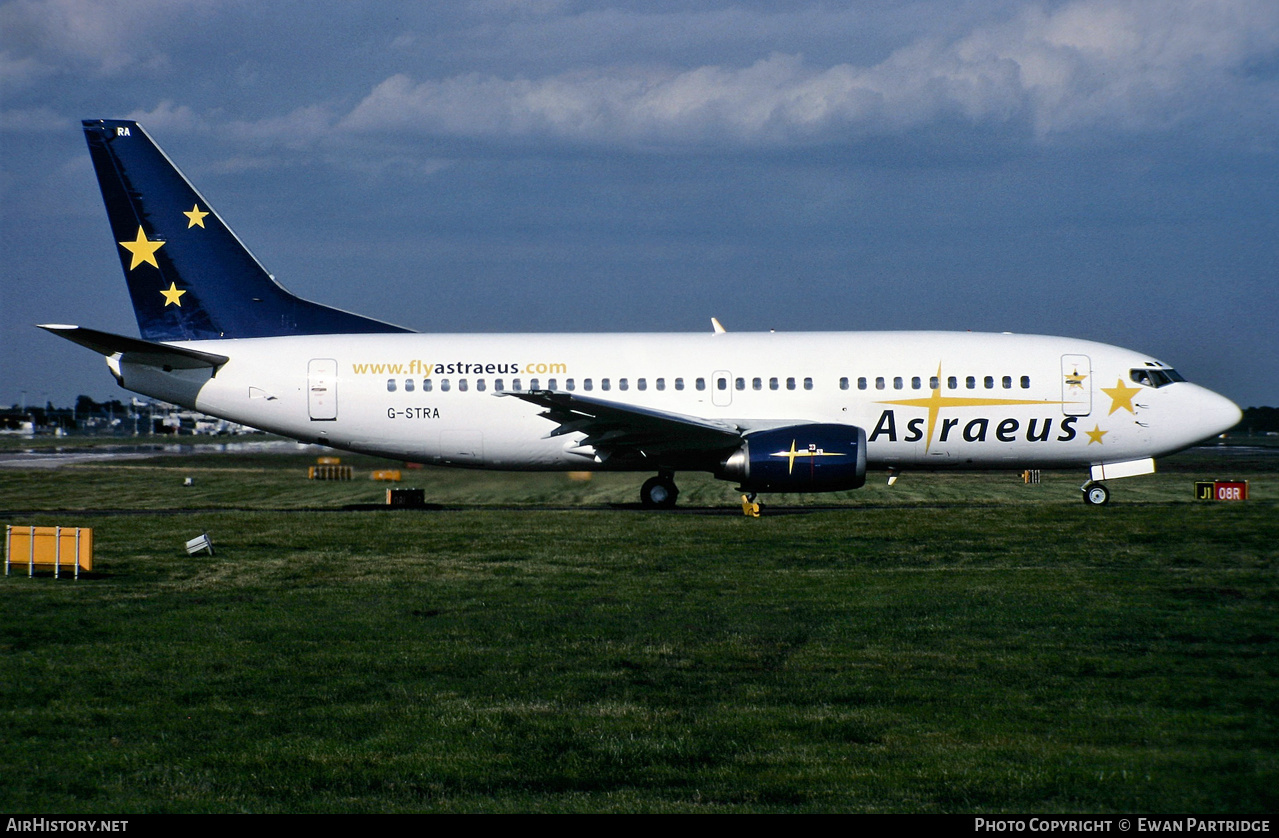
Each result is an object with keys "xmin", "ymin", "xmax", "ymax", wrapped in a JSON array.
[{"xmin": 1197, "ymin": 387, "xmax": 1243, "ymax": 440}]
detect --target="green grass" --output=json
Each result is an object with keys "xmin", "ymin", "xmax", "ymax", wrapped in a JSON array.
[{"xmin": 0, "ymin": 444, "xmax": 1275, "ymax": 812}]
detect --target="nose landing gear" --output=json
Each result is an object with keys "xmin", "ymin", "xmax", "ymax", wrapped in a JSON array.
[{"xmin": 1082, "ymin": 481, "xmax": 1110, "ymax": 506}]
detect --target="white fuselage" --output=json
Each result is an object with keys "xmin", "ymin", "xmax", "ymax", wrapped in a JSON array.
[{"xmin": 114, "ymin": 330, "xmax": 1241, "ymax": 474}]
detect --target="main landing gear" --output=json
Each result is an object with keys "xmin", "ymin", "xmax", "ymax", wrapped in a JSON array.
[
  {"xmin": 640, "ymin": 473, "xmax": 679, "ymax": 508},
  {"xmin": 1081, "ymin": 481, "xmax": 1110, "ymax": 506}
]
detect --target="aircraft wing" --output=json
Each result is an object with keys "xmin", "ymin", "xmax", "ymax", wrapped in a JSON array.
[{"xmin": 499, "ymin": 390, "xmax": 744, "ymax": 465}]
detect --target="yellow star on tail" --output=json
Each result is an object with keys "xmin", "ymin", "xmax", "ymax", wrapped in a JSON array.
[
  {"xmin": 184, "ymin": 204, "xmax": 209, "ymax": 228},
  {"xmin": 1101, "ymin": 379, "xmax": 1142, "ymax": 415},
  {"xmin": 160, "ymin": 282, "xmax": 186, "ymax": 307},
  {"xmin": 118, "ymin": 226, "xmax": 165, "ymax": 270}
]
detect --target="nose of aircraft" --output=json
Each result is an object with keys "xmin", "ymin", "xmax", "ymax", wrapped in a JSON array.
[{"xmin": 1196, "ymin": 386, "xmax": 1243, "ymax": 440}]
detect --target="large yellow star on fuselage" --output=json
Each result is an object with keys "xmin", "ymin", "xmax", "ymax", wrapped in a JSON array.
[
  {"xmin": 1101, "ymin": 379, "xmax": 1142, "ymax": 415},
  {"xmin": 118, "ymin": 226, "xmax": 165, "ymax": 270},
  {"xmin": 184, "ymin": 204, "xmax": 209, "ymax": 228},
  {"xmin": 877, "ymin": 363, "xmax": 1069, "ymax": 453}
]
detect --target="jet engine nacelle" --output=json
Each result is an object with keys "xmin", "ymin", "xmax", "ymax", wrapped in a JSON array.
[{"xmin": 718, "ymin": 423, "xmax": 867, "ymax": 493}]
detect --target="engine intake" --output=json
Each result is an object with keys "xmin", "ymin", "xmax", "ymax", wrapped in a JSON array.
[{"xmin": 718, "ymin": 423, "xmax": 867, "ymax": 493}]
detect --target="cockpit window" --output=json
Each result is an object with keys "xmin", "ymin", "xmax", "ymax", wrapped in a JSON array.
[{"xmin": 1131, "ymin": 368, "xmax": 1184, "ymax": 388}]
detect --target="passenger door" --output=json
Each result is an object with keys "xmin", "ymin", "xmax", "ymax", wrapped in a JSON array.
[
  {"xmin": 308, "ymin": 358, "xmax": 338, "ymax": 421},
  {"xmin": 1061, "ymin": 355, "xmax": 1091, "ymax": 417}
]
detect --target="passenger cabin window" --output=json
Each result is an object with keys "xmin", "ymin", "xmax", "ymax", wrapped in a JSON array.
[
  {"xmin": 754, "ymin": 378, "xmax": 763, "ymax": 391},
  {"xmin": 804, "ymin": 377, "xmax": 813, "ymax": 390},
  {"xmin": 930, "ymin": 376, "xmax": 939, "ymax": 390},
  {"xmin": 840, "ymin": 377, "xmax": 849, "ymax": 390},
  {"xmin": 1020, "ymin": 376, "xmax": 1030, "ymax": 389},
  {"xmin": 493, "ymin": 380, "xmax": 504, "ymax": 392},
  {"xmin": 912, "ymin": 376, "xmax": 922, "ymax": 390},
  {"xmin": 787, "ymin": 377, "xmax": 796, "ymax": 391},
  {"xmin": 441, "ymin": 379, "xmax": 450, "ymax": 392},
  {"xmin": 771, "ymin": 377, "xmax": 780, "ymax": 391},
  {"xmin": 948, "ymin": 376, "xmax": 958, "ymax": 390},
  {"xmin": 638, "ymin": 378, "xmax": 646, "ymax": 391},
  {"xmin": 675, "ymin": 378, "xmax": 684, "ymax": 391},
  {"xmin": 584, "ymin": 379, "xmax": 593, "ymax": 391},
  {"xmin": 858, "ymin": 377, "xmax": 868, "ymax": 390},
  {"xmin": 387, "ymin": 379, "xmax": 397, "ymax": 392},
  {"xmin": 459, "ymin": 379, "xmax": 468, "ymax": 392},
  {"xmin": 966, "ymin": 376, "xmax": 976, "ymax": 390},
  {"xmin": 1002, "ymin": 376, "xmax": 1012, "ymax": 389},
  {"xmin": 875, "ymin": 377, "xmax": 885, "ymax": 390},
  {"xmin": 424, "ymin": 379, "xmax": 433, "ymax": 392},
  {"xmin": 566, "ymin": 379, "xmax": 575, "ymax": 391},
  {"xmin": 476, "ymin": 379, "xmax": 486, "ymax": 392},
  {"xmin": 619, "ymin": 378, "xmax": 628, "ymax": 391},
  {"xmin": 547, "ymin": 378, "xmax": 556, "ymax": 390},
  {"xmin": 894, "ymin": 377, "xmax": 904, "ymax": 390},
  {"xmin": 984, "ymin": 376, "xmax": 995, "ymax": 389},
  {"xmin": 735, "ymin": 377, "xmax": 745, "ymax": 391},
  {"xmin": 405, "ymin": 379, "xmax": 415, "ymax": 392},
  {"xmin": 656, "ymin": 378, "xmax": 665, "ymax": 391},
  {"xmin": 696, "ymin": 378, "xmax": 706, "ymax": 391},
  {"xmin": 512, "ymin": 379, "xmax": 521, "ymax": 391},
  {"xmin": 716, "ymin": 377, "xmax": 727, "ymax": 391},
  {"xmin": 530, "ymin": 378, "xmax": 540, "ymax": 390},
  {"xmin": 602, "ymin": 379, "xmax": 610, "ymax": 391}
]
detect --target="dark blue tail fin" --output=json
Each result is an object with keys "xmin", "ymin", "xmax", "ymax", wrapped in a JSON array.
[{"xmin": 83, "ymin": 119, "xmax": 411, "ymax": 341}]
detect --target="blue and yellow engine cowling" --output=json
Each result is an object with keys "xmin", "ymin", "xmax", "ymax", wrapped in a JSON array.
[{"xmin": 718, "ymin": 424, "xmax": 868, "ymax": 493}]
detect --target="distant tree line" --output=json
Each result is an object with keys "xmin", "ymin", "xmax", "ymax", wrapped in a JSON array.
[{"xmin": 1238, "ymin": 406, "xmax": 1279, "ymax": 434}]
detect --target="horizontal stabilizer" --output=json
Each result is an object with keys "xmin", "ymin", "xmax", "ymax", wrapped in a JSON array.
[{"xmin": 38, "ymin": 324, "xmax": 229, "ymax": 372}]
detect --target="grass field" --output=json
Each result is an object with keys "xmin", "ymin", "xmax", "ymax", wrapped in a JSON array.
[{"xmin": 1, "ymin": 440, "xmax": 1275, "ymax": 812}]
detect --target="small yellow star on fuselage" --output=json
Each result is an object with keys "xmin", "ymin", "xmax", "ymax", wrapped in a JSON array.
[
  {"xmin": 1101, "ymin": 379, "xmax": 1142, "ymax": 415},
  {"xmin": 1086, "ymin": 424, "xmax": 1107, "ymax": 444},
  {"xmin": 1065, "ymin": 369, "xmax": 1087, "ymax": 389},
  {"xmin": 160, "ymin": 282, "xmax": 186, "ymax": 307},
  {"xmin": 184, "ymin": 204, "xmax": 209, "ymax": 228},
  {"xmin": 118, "ymin": 226, "xmax": 165, "ymax": 270}
]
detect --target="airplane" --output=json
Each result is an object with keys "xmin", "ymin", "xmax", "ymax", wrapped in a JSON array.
[{"xmin": 42, "ymin": 119, "xmax": 1243, "ymax": 511}]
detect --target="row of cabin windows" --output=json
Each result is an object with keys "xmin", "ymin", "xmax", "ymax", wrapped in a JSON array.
[
  {"xmin": 839, "ymin": 375, "xmax": 1032, "ymax": 391},
  {"xmin": 386, "ymin": 376, "xmax": 819, "ymax": 393},
  {"xmin": 388, "ymin": 374, "xmax": 1031, "ymax": 393},
  {"xmin": 390, "ymin": 376, "xmax": 708, "ymax": 393}
]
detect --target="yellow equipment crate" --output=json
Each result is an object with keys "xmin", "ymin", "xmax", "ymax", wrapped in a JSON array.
[
  {"xmin": 5, "ymin": 526, "xmax": 94, "ymax": 578},
  {"xmin": 308, "ymin": 465, "xmax": 353, "ymax": 480}
]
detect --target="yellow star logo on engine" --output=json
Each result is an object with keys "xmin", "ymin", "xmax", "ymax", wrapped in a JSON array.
[
  {"xmin": 184, "ymin": 204, "xmax": 209, "ymax": 228},
  {"xmin": 118, "ymin": 226, "xmax": 165, "ymax": 270},
  {"xmin": 160, "ymin": 282, "xmax": 186, "ymax": 307},
  {"xmin": 771, "ymin": 439, "xmax": 844, "ymax": 474},
  {"xmin": 1101, "ymin": 379, "xmax": 1142, "ymax": 415},
  {"xmin": 1086, "ymin": 424, "xmax": 1107, "ymax": 444}
]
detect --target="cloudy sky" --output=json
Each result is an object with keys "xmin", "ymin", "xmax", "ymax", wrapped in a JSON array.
[{"xmin": 3, "ymin": 0, "xmax": 1277, "ymax": 409}]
